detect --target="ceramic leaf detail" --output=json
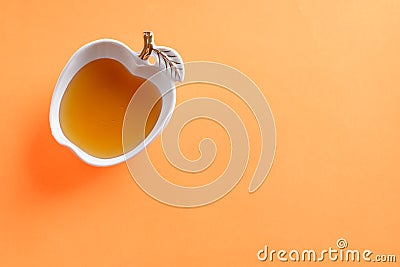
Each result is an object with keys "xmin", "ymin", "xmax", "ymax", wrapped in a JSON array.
[
  {"xmin": 138, "ymin": 32, "xmax": 185, "ymax": 82},
  {"xmin": 152, "ymin": 46, "xmax": 184, "ymax": 82}
]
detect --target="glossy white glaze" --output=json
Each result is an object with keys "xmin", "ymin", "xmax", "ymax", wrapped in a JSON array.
[{"xmin": 49, "ymin": 39, "xmax": 183, "ymax": 166}]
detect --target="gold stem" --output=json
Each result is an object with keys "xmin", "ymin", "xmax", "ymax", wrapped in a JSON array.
[{"xmin": 138, "ymin": 31, "xmax": 154, "ymax": 60}]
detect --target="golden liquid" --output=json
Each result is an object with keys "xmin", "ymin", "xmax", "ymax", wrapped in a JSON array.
[{"xmin": 60, "ymin": 58, "xmax": 162, "ymax": 159}]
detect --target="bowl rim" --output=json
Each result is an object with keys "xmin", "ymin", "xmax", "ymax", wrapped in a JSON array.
[{"xmin": 49, "ymin": 39, "xmax": 176, "ymax": 166}]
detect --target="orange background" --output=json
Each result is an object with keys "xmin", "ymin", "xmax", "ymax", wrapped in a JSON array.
[{"xmin": 1, "ymin": 0, "xmax": 399, "ymax": 266}]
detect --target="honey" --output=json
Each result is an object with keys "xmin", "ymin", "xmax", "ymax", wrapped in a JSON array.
[{"xmin": 59, "ymin": 58, "xmax": 162, "ymax": 159}]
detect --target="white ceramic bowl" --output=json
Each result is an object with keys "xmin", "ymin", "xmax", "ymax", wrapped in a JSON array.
[{"xmin": 49, "ymin": 37, "xmax": 183, "ymax": 166}]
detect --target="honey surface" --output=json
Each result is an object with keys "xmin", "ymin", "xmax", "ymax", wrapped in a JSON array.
[{"xmin": 60, "ymin": 58, "xmax": 162, "ymax": 159}]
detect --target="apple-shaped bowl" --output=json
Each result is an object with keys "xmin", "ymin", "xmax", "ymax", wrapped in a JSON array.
[{"xmin": 49, "ymin": 38, "xmax": 179, "ymax": 166}]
